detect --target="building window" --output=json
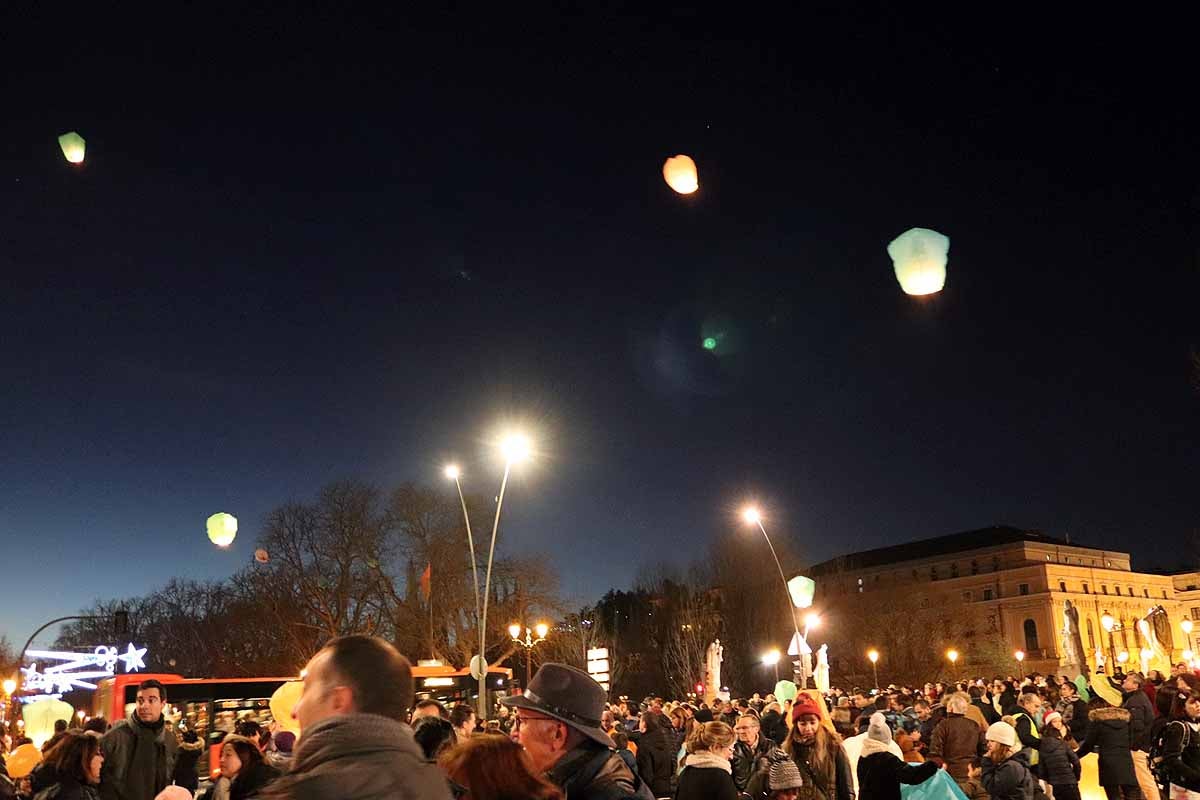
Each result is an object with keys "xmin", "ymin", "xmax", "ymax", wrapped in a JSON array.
[
  {"xmin": 1129, "ymin": 587, "xmax": 1134, "ymax": 597},
  {"xmin": 1046, "ymin": 554, "xmax": 1051, "ymax": 561},
  {"xmin": 992, "ymin": 556, "xmax": 1000, "ymax": 572},
  {"xmin": 1019, "ymin": 583, "xmax": 1030, "ymax": 596},
  {"xmin": 1164, "ymin": 590, "xmax": 1169, "ymax": 599},
  {"xmin": 963, "ymin": 591, "xmax": 973, "ymax": 602},
  {"xmin": 1024, "ymin": 619, "xmax": 1039, "ymax": 652},
  {"xmin": 983, "ymin": 588, "xmax": 994, "ymax": 601},
  {"xmin": 1144, "ymin": 589, "xmax": 1149, "ymax": 598},
  {"xmin": 931, "ymin": 567, "xmax": 939, "ymax": 581},
  {"xmin": 1115, "ymin": 586, "xmax": 1121, "ymax": 596},
  {"xmin": 971, "ymin": 560, "xmax": 979, "ymax": 575},
  {"xmin": 1107, "ymin": 561, "xmax": 1112, "ymax": 567},
  {"xmin": 1087, "ymin": 618, "xmax": 1096, "ymax": 650},
  {"xmin": 1102, "ymin": 585, "xmax": 1108, "ymax": 594},
  {"xmin": 1059, "ymin": 581, "xmax": 1067, "ymax": 592},
  {"xmin": 951, "ymin": 563, "xmax": 959, "ymax": 578},
  {"xmin": 1083, "ymin": 583, "xmax": 1089, "ymax": 594},
  {"xmin": 1191, "ymin": 608, "xmax": 1200, "ymax": 621}
]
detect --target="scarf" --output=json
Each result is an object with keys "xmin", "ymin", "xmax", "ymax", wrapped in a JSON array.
[
  {"xmin": 860, "ymin": 737, "xmax": 891, "ymax": 757},
  {"xmin": 684, "ymin": 752, "xmax": 733, "ymax": 773},
  {"xmin": 129, "ymin": 713, "xmax": 166, "ymax": 800}
]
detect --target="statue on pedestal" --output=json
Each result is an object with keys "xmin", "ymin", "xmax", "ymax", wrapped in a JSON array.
[
  {"xmin": 814, "ymin": 644, "xmax": 830, "ymax": 693},
  {"xmin": 1060, "ymin": 600, "xmax": 1087, "ymax": 679},
  {"xmin": 704, "ymin": 639, "xmax": 723, "ymax": 705}
]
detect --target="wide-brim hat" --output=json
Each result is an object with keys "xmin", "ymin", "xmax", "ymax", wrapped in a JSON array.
[{"xmin": 501, "ymin": 663, "xmax": 614, "ymax": 748}]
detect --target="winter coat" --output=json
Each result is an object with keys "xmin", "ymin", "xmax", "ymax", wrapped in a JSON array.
[
  {"xmin": 1056, "ymin": 699, "xmax": 1090, "ymax": 743},
  {"xmin": 1160, "ymin": 719, "xmax": 1200, "ymax": 792},
  {"xmin": 1123, "ymin": 690, "xmax": 1155, "ymax": 751},
  {"xmin": 546, "ymin": 743, "xmax": 651, "ymax": 800},
  {"xmin": 30, "ymin": 765, "xmax": 61, "ymax": 797},
  {"xmin": 676, "ymin": 761, "xmax": 738, "ymax": 800},
  {"xmin": 929, "ymin": 714, "xmax": 987, "ymax": 780},
  {"xmin": 980, "ymin": 750, "xmax": 1037, "ymax": 800},
  {"xmin": 256, "ymin": 714, "xmax": 451, "ymax": 800},
  {"xmin": 171, "ymin": 736, "xmax": 204, "ymax": 793},
  {"xmin": 230, "ymin": 761, "xmax": 281, "ymax": 800},
  {"xmin": 634, "ymin": 727, "xmax": 674, "ymax": 797},
  {"xmin": 761, "ymin": 711, "xmax": 789, "ymax": 747},
  {"xmin": 788, "ymin": 737, "xmax": 854, "ymax": 800},
  {"xmin": 98, "ymin": 714, "xmax": 180, "ymax": 800},
  {"xmin": 973, "ymin": 701, "xmax": 1001, "ymax": 727},
  {"xmin": 1036, "ymin": 735, "xmax": 1080, "ymax": 786},
  {"xmin": 731, "ymin": 734, "xmax": 775, "ymax": 792},
  {"xmin": 33, "ymin": 776, "xmax": 102, "ymax": 800},
  {"xmin": 958, "ymin": 777, "xmax": 990, "ymax": 800},
  {"xmin": 856, "ymin": 751, "xmax": 937, "ymax": 800},
  {"xmin": 1075, "ymin": 707, "xmax": 1137, "ymax": 787}
]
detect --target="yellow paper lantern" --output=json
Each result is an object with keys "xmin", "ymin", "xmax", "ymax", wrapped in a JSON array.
[
  {"xmin": 269, "ymin": 680, "xmax": 304, "ymax": 735},
  {"xmin": 887, "ymin": 227, "xmax": 949, "ymax": 296},
  {"xmin": 58, "ymin": 132, "xmax": 86, "ymax": 164},
  {"xmin": 207, "ymin": 512, "xmax": 238, "ymax": 547},
  {"xmin": 662, "ymin": 155, "xmax": 698, "ymax": 194},
  {"xmin": 6, "ymin": 743, "xmax": 42, "ymax": 778},
  {"xmin": 22, "ymin": 697, "xmax": 75, "ymax": 748}
]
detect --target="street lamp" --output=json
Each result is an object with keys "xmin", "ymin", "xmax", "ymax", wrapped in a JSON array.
[
  {"xmin": 445, "ymin": 430, "xmax": 535, "ymax": 722},
  {"xmin": 1014, "ymin": 650, "xmax": 1025, "ymax": 679},
  {"xmin": 762, "ymin": 650, "xmax": 781, "ymax": 684},
  {"xmin": 741, "ymin": 506, "xmax": 805, "ymax": 685},
  {"xmin": 946, "ymin": 649, "xmax": 959, "ymax": 674},
  {"xmin": 510, "ymin": 622, "xmax": 550, "ymax": 691},
  {"xmin": 867, "ymin": 649, "xmax": 880, "ymax": 689},
  {"xmin": 1117, "ymin": 650, "xmax": 1129, "ymax": 666},
  {"xmin": 1183, "ymin": 619, "xmax": 1194, "ymax": 635}
]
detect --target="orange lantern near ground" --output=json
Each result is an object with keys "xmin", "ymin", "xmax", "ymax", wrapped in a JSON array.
[{"xmin": 662, "ymin": 155, "xmax": 698, "ymax": 194}]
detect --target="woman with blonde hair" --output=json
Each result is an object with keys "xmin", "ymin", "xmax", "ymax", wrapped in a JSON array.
[
  {"xmin": 676, "ymin": 721, "xmax": 738, "ymax": 800},
  {"xmin": 783, "ymin": 696, "xmax": 852, "ymax": 800}
]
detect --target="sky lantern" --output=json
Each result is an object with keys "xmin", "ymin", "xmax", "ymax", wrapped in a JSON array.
[
  {"xmin": 270, "ymin": 680, "xmax": 304, "ymax": 734},
  {"xmin": 206, "ymin": 512, "xmax": 238, "ymax": 547},
  {"xmin": 5, "ymin": 743, "xmax": 41, "ymax": 778},
  {"xmin": 58, "ymin": 132, "xmax": 86, "ymax": 164},
  {"xmin": 23, "ymin": 697, "xmax": 74, "ymax": 748},
  {"xmin": 254, "ymin": 548, "xmax": 269, "ymax": 563},
  {"xmin": 887, "ymin": 227, "xmax": 949, "ymax": 296},
  {"xmin": 662, "ymin": 154, "xmax": 698, "ymax": 194}
]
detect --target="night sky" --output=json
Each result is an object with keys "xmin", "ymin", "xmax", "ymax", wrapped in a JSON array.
[{"xmin": 2, "ymin": 7, "xmax": 1196, "ymax": 646}]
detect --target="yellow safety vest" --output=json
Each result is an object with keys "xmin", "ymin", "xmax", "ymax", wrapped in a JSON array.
[{"xmin": 1015, "ymin": 712, "xmax": 1040, "ymax": 765}]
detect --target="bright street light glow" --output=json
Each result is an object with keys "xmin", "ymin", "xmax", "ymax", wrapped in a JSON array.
[
  {"xmin": 501, "ymin": 434, "xmax": 532, "ymax": 464},
  {"xmin": 946, "ymin": 649, "xmax": 959, "ymax": 663},
  {"xmin": 741, "ymin": 507, "xmax": 762, "ymax": 525},
  {"xmin": 2, "ymin": 679, "xmax": 15, "ymax": 695},
  {"xmin": 508, "ymin": 623, "xmax": 522, "ymax": 640},
  {"xmin": 867, "ymin": 649, "xmax": 879, "ymax": 664},
  {"xmin": 761, "ymin": 650, "xmax": 781, "ymax": 666},
  {"xmin": 444, "ymin": 464, "xmax": 460, "ymax": 480},
  {"xmin": 804, "ymin": 612, "xmax": 820, "ymax": 630},
  {"xmin": 1184, "ymin": 649, "xmax": 1194, "ymax": 661},
  {"xmin": 1117, "ymin": 650, "xmax": 1129, "ymax": 663},
  {"xmin": 1014, "ymin": 650, "xmax": 1025, "ymax": 662},
  {"xmin": 1183, "ymin": 619, "xmax": 1194, "ymax": 634},
  {"xmin": 534, "ymin": 623, "xmax": 549, "ymax": 639},
  {"xmin": 1101, "ymin": 612, "xmax": 1115, "ymax": 632}
]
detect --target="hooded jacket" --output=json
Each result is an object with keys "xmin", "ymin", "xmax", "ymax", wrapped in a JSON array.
[
  {"xmin": 256, "ymin": 714, "xmax": 450, "ymax": 800},
  {"xmin": 1036, "ymin": 733, "xmax": 1081, "ymax": 786},
  {"xmin": 761, "ymin": 710, "xmax": 789, "ymax": 747},
  {"xmin": 1075, "ymin": 707, "xmax": 1137, "ymax": 787},
  {"xmin": 980, "ymin": 749, "xmax": 1037, "ymax": 800}
]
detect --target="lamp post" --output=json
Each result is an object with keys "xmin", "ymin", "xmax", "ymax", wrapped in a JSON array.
[
  {"xmin": 741, "ymin": 507, "xmax": 805, "ymax": 685},
  {"xmin": 1183, "ymin": 619, "xmax": 1194, "ymax": 659},
  {"xmin": 1014, "ymin": 650, "xmax": 1025, "ymax": 679},
  {"xmin": 946, "ymin": 649, "xmax": 959, "ymax": 677},
  {"xmin": 762, "ymin": 650, "xmax": 781, "ymax": 684},
  {"xmin": 867, "ymin": 649, "xmax": 880, "ymax": 689},
  {"xmin": 445, "ymin": 432, "xmax": 534, "ymax": 722},
  {"xmin": 1101, "ymin": 611, "xmax": 1127, "ymax": 669},
  {"xmin": 509, "ymin": 622, "xmax": 549, "ymax": 690}
]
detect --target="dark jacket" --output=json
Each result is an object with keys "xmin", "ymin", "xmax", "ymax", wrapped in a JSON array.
[
  {"xmin": 981, "ymin": 750, "xmax": 1037, "ymax": 800},
  {"xmin": 732, "ymin": 734, "xmax": 775, "ymax": 792},
  {"xmin": 1160, "ymin": 720, "xmax": 1200, "ymax": 792},
  {"xmin": 973, "ymin": 700, "xmax": 1001, "ymax": 726},
  {"xmin": 257, "ymin": 714, "xmax": 451, "ymax": 800},
  {"xmin": 1057, "ymin": 698, "xmax": 1090, "ymax": 743},
  {"xmin": 1036, "ymin": 734, "xmax": 1080, "ymax": 786},
  {"xmin": 1076, "ymin": 707, "xmax": 1137, "ymax": 787},
  {"xmin": 171, "ymin": 736, "xmax": 204, "ymax": 793},
  {"xmin": 929, "ymin": 714, "xmax": 987, "ymax": 780},
  {"xmin": 634, "ymin": 727, "xmax": 674, "ymax": 797},
  {"xmin": 33, "ymin": 776, "xmax": 101, "ymax": 800},
  {"xmin": 547, "ymin": 743, "xmax": 650, "ymax": 800},
  {"xmin": 231, "ymin": 761, "xmax": 281, "ymax": 800},
  {"xmin": 676, "ymin": 765, "xmax": 738, "ymax": 800},
  {"xmin": 98, "ymin": 714, "xmax": 180, "ymax": 800},
  {"xmin": 857, "ymin": 751, "xmax": 937, "ymax": 800},
  {"xmin": 30, "ymin": 764, "xmax": 61, "ymax": 797},
  {"xmin": 788, "ymin": 739, "xmax": 854, "ymax": 800},
  {"xmin": 1123, "ymin": 689, "xmax": 1155, "ymax": 751},
  {"xmin": 761, "ymin": 710, "xmax": 789, "ymax": 747}
]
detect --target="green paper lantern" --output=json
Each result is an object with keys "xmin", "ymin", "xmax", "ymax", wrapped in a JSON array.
[
  {"xmin": 207, "ymin": 512, "xmax": 238, "ymax": 547},
  {"xmin": 58, "ymin": 131, "xmax": 86, "ymax": 164}
]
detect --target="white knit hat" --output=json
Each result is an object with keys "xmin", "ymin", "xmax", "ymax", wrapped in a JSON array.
[{"xmin": 985, "ymin": 721, "xmax": 1017, "ymax": 747}]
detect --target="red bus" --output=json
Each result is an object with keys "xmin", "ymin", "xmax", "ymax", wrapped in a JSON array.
[{"xmin": 94, "ymin": 664, "xmax": 512, "ymax": 778}]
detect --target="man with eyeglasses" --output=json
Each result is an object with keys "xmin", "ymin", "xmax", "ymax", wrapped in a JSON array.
[
  {"xmin": 504, "ymin": 663, "xmax": 654, "ymax": 800},
  {"xmin": 732, "ymin": 714, "xmax": 775, "ymax": 792}
]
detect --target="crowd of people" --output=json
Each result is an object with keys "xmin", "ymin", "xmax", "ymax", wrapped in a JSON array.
[{"xmin": 5, "ymin": 645, "xmax": 1200, "ymax": 800}]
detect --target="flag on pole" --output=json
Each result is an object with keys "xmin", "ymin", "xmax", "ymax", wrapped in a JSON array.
[{"xmin": 419, "ymin": 563, "xmax": 431, "ymax": 600}]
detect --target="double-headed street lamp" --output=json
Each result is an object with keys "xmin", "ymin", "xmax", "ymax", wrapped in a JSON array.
[
  {"xmin": 444, "ymin": 432, "xmax": 534, "ymax": 721},
  {"xmin": 509, "ymin": 622, "xmax": 549, "ymax": 691}
]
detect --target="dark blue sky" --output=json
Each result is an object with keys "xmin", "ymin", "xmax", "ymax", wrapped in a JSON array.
[{"xmin": 2, "ymin": 7, "xmax": 1197, "ymax": 647}]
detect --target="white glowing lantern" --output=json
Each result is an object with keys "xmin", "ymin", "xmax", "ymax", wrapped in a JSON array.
[
  {"xmin": 23, "ymin": 697, "xmax": 74, "ymax": 748},
  {"xmin": 206, "ymin": 512, "xmax": 238, "ymax": 547},
  {"xmin": 887, "ymin": 227, "xmax": 949, "ymax": 296},
  {"xmin": 662, "ymin": 155, "xmax": 699, "ymax": 194},
  {"xmin": 58, "ymin": 132, "xmax": 86, "ymax": 164}
]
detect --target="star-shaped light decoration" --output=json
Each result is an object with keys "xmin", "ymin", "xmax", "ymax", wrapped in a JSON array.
[{"xmin": 119, "ymin": 643, "xmax": 147, "ymax": 672}]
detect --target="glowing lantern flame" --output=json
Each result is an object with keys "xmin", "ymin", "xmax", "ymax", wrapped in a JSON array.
[
  {"xmin": 662, "ymin": 155, "xmax": 698, "ymax": 194},
  {"xmin": 23, "ymin": 697, "xmax": 74, "ymax": 749},
  {"xmin": 254, "ymin": 548, "xmax": 269, "ymax": 564},
  {"xmin": 787, "ymin": 575, "xmax": 816, "ymax": 609},
  {"xmin": 206, "ymin": 512, "xmax": 238, "ymax": 547},
  {"xmin": 887, "ymin": 227, "xmax": 949, "ymax": 296},
  {"xmin": 58, "ymin": 132, "xmax": 86, "ymax": 164}
]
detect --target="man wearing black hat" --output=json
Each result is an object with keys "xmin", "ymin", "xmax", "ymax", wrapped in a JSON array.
[{"xmin": 503, "ymin": 663, "xmax": 654, "ymax": 800}]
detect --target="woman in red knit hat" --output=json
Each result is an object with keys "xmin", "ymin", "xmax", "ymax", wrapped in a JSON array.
[{"xmin": 783, "ymin": 696, "xmax": 853, "ymax": 800}]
